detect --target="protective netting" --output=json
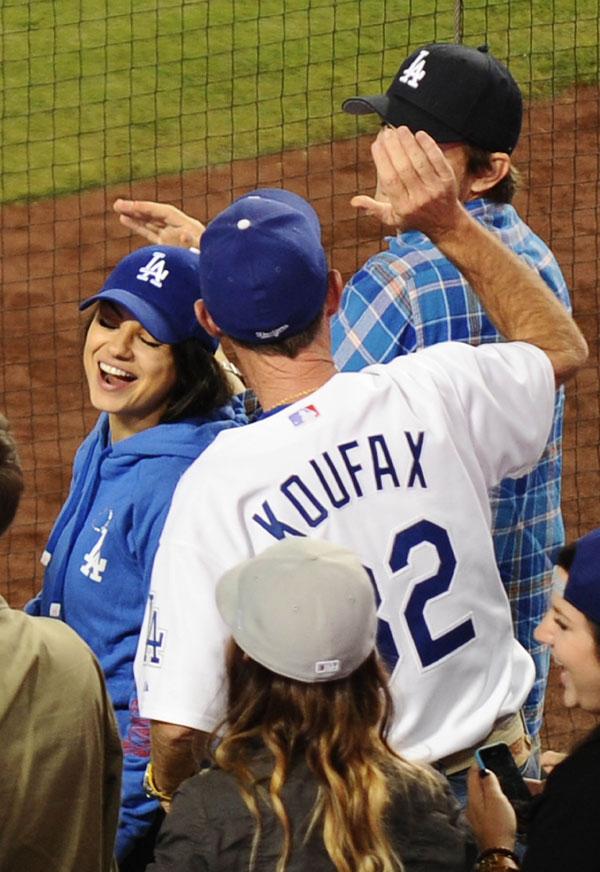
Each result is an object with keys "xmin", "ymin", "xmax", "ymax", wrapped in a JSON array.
[{"xmin": 1, "ymin": 0, "xmax": 599, "ymax": 749}]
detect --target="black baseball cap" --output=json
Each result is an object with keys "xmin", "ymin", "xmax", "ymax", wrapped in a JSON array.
[{"xmin": 342, "ymin": 43, "xmax": 522, "ymax": 154}]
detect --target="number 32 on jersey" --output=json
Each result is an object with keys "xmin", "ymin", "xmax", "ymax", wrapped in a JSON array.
[{"xmin": 367, "ymin": 519, "xmax": 476, "ymax": 671}]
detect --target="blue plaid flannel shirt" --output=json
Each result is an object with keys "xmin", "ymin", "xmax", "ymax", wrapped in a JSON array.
[{"xmin": 332, "ymin": 198, "xmax": 571, "ymax": 739}]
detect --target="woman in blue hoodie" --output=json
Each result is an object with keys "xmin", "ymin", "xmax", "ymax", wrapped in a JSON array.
[{"xmin": 26, "ymin": 244, "xmax": 246, "ymax": 870}]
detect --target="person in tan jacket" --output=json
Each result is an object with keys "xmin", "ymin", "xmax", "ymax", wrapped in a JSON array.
[{"xmin": 0, "ymin": 414, "xmax": 122, "ymax": 872}]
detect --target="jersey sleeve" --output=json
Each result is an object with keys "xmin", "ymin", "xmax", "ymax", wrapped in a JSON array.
[
  {"xmin": 331, "ymin": 250, "xmax": 417, "ymax": 371},
  {"xmin": 390, "ymin": 341, "xmax": 556, "ymax": 490}
]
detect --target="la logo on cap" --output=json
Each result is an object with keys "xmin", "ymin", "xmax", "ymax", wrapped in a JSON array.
[
  {"xmin": 399, "ymin": 49, "xmax": 430, "ymax": 89},
  {"xmin": 136, "ymin": 251, "xmax": 170, "ymax": 288}
]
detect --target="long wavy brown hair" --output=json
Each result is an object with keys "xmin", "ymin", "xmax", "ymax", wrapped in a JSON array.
[{"xmin": 211, "ymin": 639, "xmax": 441, "ymax": 872}]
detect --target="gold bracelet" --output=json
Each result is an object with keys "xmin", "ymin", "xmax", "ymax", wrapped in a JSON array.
[{"xmin": 143, "ymin": 762, "xmax": 174, "ymax": 803}]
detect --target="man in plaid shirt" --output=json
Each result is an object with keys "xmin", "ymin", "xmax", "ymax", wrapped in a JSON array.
[{"xmin": 335, "ymin": 42, "xmax": 571, "ymax": 746}]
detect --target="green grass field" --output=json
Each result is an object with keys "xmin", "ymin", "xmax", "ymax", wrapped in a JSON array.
[{"xmin": 1, "ymin": 0, "xmax": 598, "ymax": 202}]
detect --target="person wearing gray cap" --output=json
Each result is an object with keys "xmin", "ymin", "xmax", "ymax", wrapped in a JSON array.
[
  {"xmin": 147, "ymin": 537, "xmax": 475, "ymax": 872},
  {"xmin": 333, "ymin": 42, "xmax": 571, "ymax": 758}
]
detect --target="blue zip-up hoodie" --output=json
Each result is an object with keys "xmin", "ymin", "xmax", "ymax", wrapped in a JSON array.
[{"xmin": 25, "ymin": 401, "xmax": 246, "ymax": 861}]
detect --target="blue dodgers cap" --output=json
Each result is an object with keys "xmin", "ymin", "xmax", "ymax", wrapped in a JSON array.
[
  {"xmin": 564, "ymin": 529, "xmax": 600, "ymax": 623},
  {"xmin": 198, "ymin": 188, "xmax": 329, "ymax": 344},
  {"xmin": 80, "ymin": 245, "xmax": 218, "ymax": 352}
]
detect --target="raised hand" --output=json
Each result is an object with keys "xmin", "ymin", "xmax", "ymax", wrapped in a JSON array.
[
  {"xmin": 113, "ymin": 199, "xmax": 205, "ymax": 249},
  {"xmin": 351, "ymin": 127, "xmax": 463, "ymax": 239}
]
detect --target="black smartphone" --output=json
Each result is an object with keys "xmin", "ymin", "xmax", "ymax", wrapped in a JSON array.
[{"xmin": 475, "ymin": 741, "xmax": 532, "ymax": 805}]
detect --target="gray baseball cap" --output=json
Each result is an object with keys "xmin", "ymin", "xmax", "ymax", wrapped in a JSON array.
[{"xmin": 216, "ymin": 538, "xmax": 378, "ymax": 683}]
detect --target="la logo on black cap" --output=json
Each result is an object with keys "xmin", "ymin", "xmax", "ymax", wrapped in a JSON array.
[{"xmin": 399, "ymin": 49, "xmax": 430, "ymax": 89}]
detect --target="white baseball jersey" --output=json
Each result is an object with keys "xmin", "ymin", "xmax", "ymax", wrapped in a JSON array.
[{"xmin": 135, "ymin": 341, "xmax": 554, "ymax": 763}]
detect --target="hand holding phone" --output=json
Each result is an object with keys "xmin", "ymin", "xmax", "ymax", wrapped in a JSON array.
[
  {"xmin": 475, "ymin": 741, "xmax": 532, "ymax": 807},
  {"xmin": 466, "ymin": 763, "xmax": 517, "ymax": 853}
]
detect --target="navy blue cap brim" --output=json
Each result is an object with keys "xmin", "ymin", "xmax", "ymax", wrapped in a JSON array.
[{"xmin": 79, "ymin": 288, "xmax": 218, "ymax": 352}]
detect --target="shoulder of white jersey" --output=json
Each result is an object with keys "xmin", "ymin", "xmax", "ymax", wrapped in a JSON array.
[{"xmin": 379, "ymin": 339, "xmax": 552, "ymax": 376}]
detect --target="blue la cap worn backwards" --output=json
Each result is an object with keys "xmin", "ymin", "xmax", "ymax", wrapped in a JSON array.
[
  {"xmin": 80, "ymin": 245, "xmax": 218, "ymax": 352},
  {"xmin": 563, "ymin": 528, "xmax": 600, "ymax": 624},
  {"xmin": 197, "ymin": 188, "xmax": 329, "ymax": 344}
]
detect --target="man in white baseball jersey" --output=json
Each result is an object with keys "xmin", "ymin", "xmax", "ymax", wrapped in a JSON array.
[{"xmin": 135, "ymin": 128, "xmax": 587, "ymax": 803}]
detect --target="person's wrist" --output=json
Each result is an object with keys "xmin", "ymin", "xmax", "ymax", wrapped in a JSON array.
[
  {"xmin": 478, "ymin": 832, "xmax": 517, "ymax": 852},
  {"xmin": 143, "ymin": 761, "xmax": 174, "ymax": 804},
  {"xmin": 475, "ymin": 847, "xmax": 520, "ymax": 870},
  {"xmin": 426, "ymin": 200, "xmax": 471, "ymax": 246}
]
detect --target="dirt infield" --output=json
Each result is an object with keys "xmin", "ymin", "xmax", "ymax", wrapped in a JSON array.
[{"xmin": 1, "ymin": 85, "xmax": 599, "ymax": 749}]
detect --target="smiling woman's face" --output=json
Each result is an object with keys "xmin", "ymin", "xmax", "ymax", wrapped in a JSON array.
[
  {"xmin": 83, "ymin": 301, "xmax": 176, "ymax": 443},
  {"xmin": 535, "ymin": 579, "xmax": 600, "ymax": 713}
]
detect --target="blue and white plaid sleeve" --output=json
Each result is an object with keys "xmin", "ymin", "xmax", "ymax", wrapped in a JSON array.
[{"xmin": 331, "ymin": 245, "xmax": 417, "ymax": 371}]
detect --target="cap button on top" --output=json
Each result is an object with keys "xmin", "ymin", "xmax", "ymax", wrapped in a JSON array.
[{"xmin": 237, "ymin": 218, "xmax": 251, "ymax": 230}]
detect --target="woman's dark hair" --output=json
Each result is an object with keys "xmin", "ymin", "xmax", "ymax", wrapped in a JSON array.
[
  {"xmin": 556, "ymin": 542, "xmax": 576, "ymax": 573},
  {"xmin": 160, "ymin": 337, "xmax": 233, "ymax": 423}
]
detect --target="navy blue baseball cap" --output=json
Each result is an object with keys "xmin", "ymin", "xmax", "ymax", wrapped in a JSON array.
[
  {"xmin": 197, "ymin": 188, "xmax": 329, "ymax": 344},
  {"xmin": 564, "ymin": 528, "xmax": 600, "ymax": 624},
  {"xmin": 342, "ymin": 43, "xmax": 522, "ymax": 155},
  {"xmin": 80, "ymin": 245, "xmax": 218, "ymax": 352}
]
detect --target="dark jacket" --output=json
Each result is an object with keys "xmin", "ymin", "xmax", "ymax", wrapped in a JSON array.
[
  {"xmin": 148, "ymin": 755, "xmax": 476, "ymax": 871},
  {"xmin": 523, "ymin": 724, "xmax": 600, "ymax": 872}
]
